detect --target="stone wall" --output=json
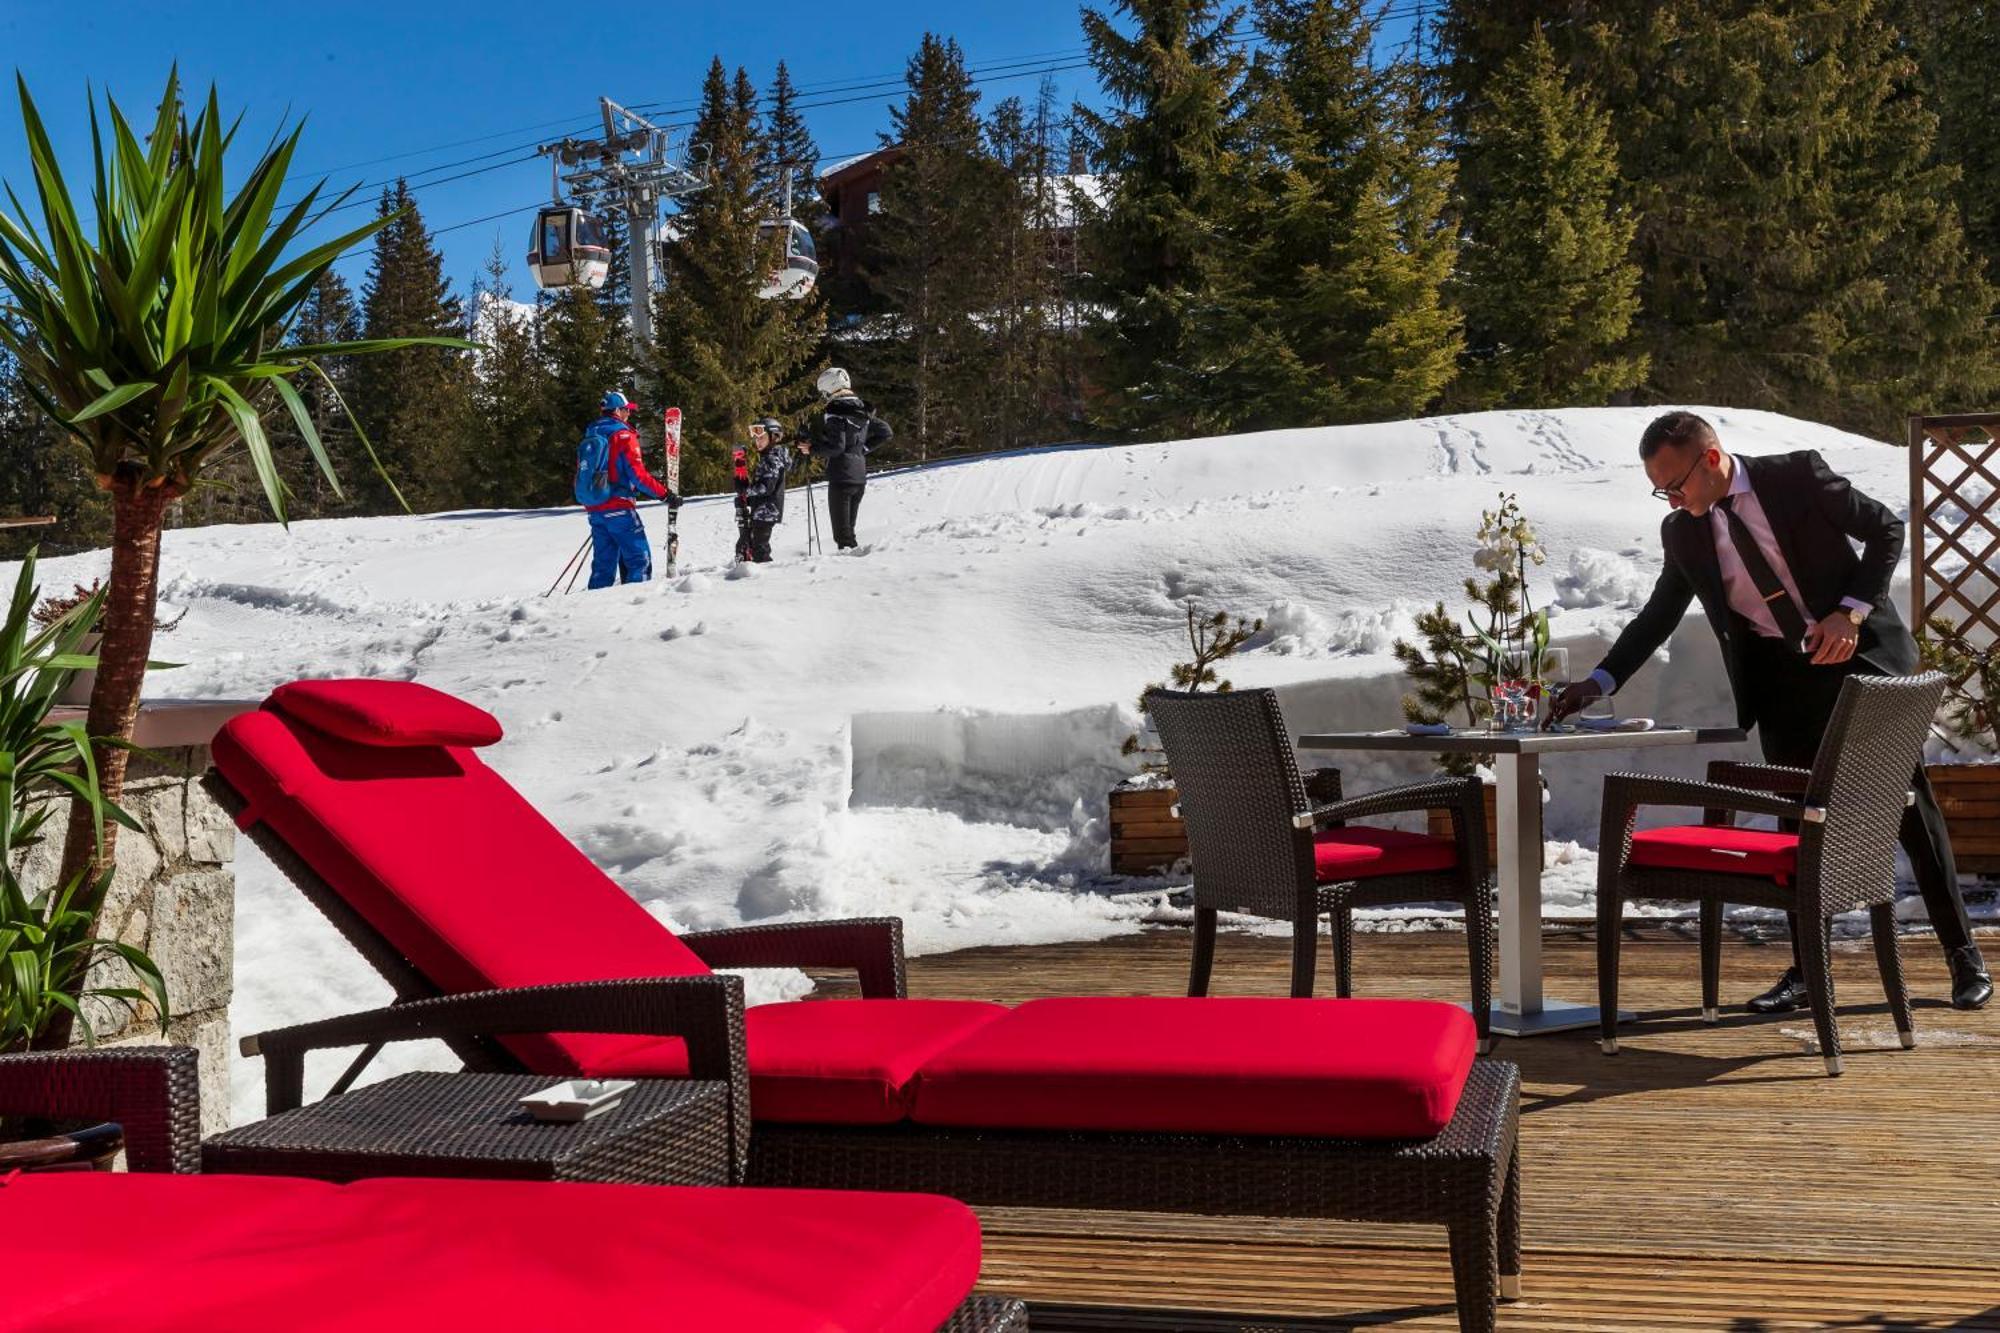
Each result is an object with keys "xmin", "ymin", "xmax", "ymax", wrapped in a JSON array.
[{"xmin": 16, "ymin": 744, "xmax": 236, "ymax": 1135}]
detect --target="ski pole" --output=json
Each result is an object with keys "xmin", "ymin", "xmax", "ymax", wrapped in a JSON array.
[
  {"xmin": 563, "ymin": 547, "xmax": 588, "ymax": 595},
  {"xmin": 806, "ymin": 477, "xmax": 822, "ymax": 555},
  {"xmin": 545, "ymin": 535, "xmax": 591, "ymax": 597}
]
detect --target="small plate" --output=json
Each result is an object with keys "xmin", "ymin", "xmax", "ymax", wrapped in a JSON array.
[
  {"xmin": 517, "ymin": 1078, "xmax": 636, "ymax": 1123},
  {"xmin": 1575, "ymin": 716, "xmax": 1653, "ymax": 732}
]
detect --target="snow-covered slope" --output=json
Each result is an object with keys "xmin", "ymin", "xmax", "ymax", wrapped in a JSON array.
[{"xmin": 16, "ymin": 407, "xmax": 1919, "ymax": 1119}]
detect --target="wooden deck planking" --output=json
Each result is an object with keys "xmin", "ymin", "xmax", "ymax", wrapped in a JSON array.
[{"xmin": 839, "ymin": 926, "xmax": 2000, "ymax": 1329}]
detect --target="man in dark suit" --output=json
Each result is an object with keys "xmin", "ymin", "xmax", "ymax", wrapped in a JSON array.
[{"xmin": 1549, "ymin": 411, "xmax": 1991, "ymax": 1010}]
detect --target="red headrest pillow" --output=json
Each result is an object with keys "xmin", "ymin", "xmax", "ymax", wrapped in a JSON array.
[{"xmin": 266, "ymin": 679, "xmax": 504, "ymax": 749}]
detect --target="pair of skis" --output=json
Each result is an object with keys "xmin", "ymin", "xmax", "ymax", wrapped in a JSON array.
[{"xmin": 662, "ymin": 406, "xmax": 682, "ymax": 577}]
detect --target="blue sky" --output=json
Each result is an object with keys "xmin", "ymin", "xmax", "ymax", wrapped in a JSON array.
[{"xmin": 0, "ymin": 0, "xmax": 1419, "ymax": 305}]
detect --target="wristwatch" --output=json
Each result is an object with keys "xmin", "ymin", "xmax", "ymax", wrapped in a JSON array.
[{"xmin": 1844, "ymin": 606, "xmax": 1867, "ymax": 627}]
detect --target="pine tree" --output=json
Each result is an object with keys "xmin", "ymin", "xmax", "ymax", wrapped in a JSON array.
[
  {"xmin": 1231, "ymin": 0, "xmax": 1463, "ymax": 426},
  {"xmin": 1451, "ymin": 25, "xmax": 1644, "ymax": 407},
  {"xmin": 1894, "ymin": 2, "xmax": 2000, "ymax": 295},
  {"xmin": 654, "ymin": 60, "xmax": 823, "ymax": 494},
  {"xmin": 470, "ymin": 244, "xmax": 553, "ymax": 508},
  {"xmin": 1442, "ymin": 0, "xmax": 1998, "ymax": 435},
  {"xmin": 762, "ymin": 60, "xmax": 821, "ymax": 220},
  {"xmin": 1075, "ymin": 0, "xmax": 1253, "ymax": 439},
  {"xmin": 862, "ymin": 34, "xmax": 1015, "ymax": 459},
  {"xmin": 349, "ymin": 181, "xmax": 477, "ymax": 512},
  {"xmin": 280, "ymin": 271, "xmax": 366, "ymax": 518},
  {"xmin": 0, "ymin": 320, "xmax": 108, "ymax": 557},
  {"xmin": 543, "ymin": 284, "xmax": 632, "ymax": 496},
  {"xmin": 984, "ymin": 94, "xmax": 1066, "ymax": 451}
]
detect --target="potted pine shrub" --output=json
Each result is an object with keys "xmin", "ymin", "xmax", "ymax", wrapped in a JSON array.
[{"xmin": 1919, "ymin": 618, "xmax": 2000, "ymax": 875}]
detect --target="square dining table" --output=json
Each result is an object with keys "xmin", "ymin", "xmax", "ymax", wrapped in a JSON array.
[{"xmin": 1296, "ymin": 723, "xmax": 1747, "ymax": 1036}]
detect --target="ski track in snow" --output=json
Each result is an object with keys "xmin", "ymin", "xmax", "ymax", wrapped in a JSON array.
[{"xmin": 15, "ymin": 405, "xmax": 1980, "ymax": 1124}]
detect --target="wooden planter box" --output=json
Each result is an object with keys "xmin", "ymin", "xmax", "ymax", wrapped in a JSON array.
[
  {"xmin": 1927, "ymin": 763, "xmax": 2000, "ymax": 875},
  {"xmin": 1427, "ymin": 782, "xmax": 1541, "ymax": 869},
  {"xmin": 1109, "ymin": 784, "xmax": 1187, "ymax": 875}
]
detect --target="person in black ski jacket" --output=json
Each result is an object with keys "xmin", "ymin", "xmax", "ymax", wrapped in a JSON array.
[
  {"xmin": 807, "ymin": 367, "xmax": 891, "ymax": 550},
  {"xmin": 741, "ymin": 417, "xmax": 793, "ymax": 563}
]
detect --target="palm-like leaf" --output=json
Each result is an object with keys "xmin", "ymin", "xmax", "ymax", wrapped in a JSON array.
[{"xmin": 0, "ymin": 69, "xmax": 471, "ymax": 522}]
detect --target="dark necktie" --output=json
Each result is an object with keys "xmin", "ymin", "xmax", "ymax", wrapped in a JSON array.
[{"xmin": 1720, "ymin": 496, "xmax": 1810, "ymax": 645}]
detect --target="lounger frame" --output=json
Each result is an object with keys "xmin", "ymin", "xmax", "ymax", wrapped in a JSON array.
[{"xmin": 214, "ymin": 776, "xmax": 1521, "ymax": 1332}]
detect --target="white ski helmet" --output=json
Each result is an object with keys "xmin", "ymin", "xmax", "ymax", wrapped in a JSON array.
[{"xmin": 816, "ymin": 367, "xmax": 851, "ymax": 399}]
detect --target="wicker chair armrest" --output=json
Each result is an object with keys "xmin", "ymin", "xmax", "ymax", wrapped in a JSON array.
[
  {"xmin": 0, "ymin": 1048, "xmax": 201, "ymax": 1173},
  {"xmin": 240, "ymin": 977, "xmax": 748, "ymax": 1125},
  {"xmin": 679, "ymin": 917, "xmax": 907, "ymax": 999},
  {"xmin": 1603, "ymin": 772, "xmax": 1811, "ymax": 821},
  {"xmin": 1704, "ymin": 761, "xmax": 1811, "ymax": 794},
  {"xmin": 1304, "ymin": 775, "xmax": 1483, "ymax": 828}
]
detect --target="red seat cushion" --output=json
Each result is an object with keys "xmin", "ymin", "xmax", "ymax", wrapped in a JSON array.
[
  {"xmin": 1628, "ymin": 824, "xmax": 1800, "ymax": 881},
  {"xmin": 1314, "ymin": 826, "xmax": 1459, "ymax": 882},
  {"xmin": 214, "ymin": 706, "xmax": 712, "ymax": 1077},
  {"xmin": 912, "ymin": 996, "xmax": 1478, "ymax": 1139},
  {"xmin": 595, "ymin": 998, "xmax": 1013, "ymax": 1124},
  {"xmin": 269, "ymin": 679, "xmax": 505, "ymax": 748},
  {"xmin": 1, "ymin": 1173, "xmax": 979, "ymax": 1333}
]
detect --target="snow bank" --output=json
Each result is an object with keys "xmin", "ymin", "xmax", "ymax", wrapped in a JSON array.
[{"xmin": 14, "ymin": 405, "xmax": 1944, "ymax": 1122}]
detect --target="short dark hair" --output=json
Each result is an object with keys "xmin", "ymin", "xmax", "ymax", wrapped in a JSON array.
[{"xmin": 1639, "ymin": 411, "xmax": 1715, "ymax": 460}]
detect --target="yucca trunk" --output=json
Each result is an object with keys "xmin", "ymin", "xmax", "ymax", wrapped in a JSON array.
[{"xmin": 40, "ymin": 468, "xmax": 180, "ymax": 1049}]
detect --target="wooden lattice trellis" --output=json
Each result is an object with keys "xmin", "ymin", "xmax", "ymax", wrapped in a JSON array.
[{"xmin": 1908, "ymin": 412, "xmax": 2000, "ymax": 644}]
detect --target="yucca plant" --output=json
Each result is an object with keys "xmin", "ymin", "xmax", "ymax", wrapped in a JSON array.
[
  {"xmin": 0, "ymin": 549, "xmax": 162, "ymax": 1052},
  {"xmin": 0, "ymin": 71, "xmax": 466, "ymax": 1016}
]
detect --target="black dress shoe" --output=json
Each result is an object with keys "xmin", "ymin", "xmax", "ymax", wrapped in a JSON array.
[
  {"xmin": 1746, "ymin": 967, "xmax": 1809, "ymax": 1014},
  {"xmin": 1950, "ymin": 946, "xmax": 1993, "ymax": 1011}
]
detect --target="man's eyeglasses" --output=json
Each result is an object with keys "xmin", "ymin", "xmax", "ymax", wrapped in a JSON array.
[{"xmin": 1651, "ymin": 453, "xmax": 1704, "ymax": 502}]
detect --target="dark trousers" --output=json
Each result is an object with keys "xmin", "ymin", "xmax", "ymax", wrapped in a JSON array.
[
  {"xmin": 748, "ymin": 521, "xmax": 775, "ymax": 563},
  {"xmin": 826, "ymin": 482, "xmax": 864, "ymax": 549},
  {"xmin": 1738, "ymin": 630, "xmax": 1976, "ymax": 959}
]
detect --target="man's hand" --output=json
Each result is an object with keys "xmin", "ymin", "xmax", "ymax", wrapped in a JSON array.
[
  {"xmin": 1802, "ymin": 611, "xmax": 1860, "ymax": 665},
  {"xmin": 1543, "ymin": 678, "xmax": 1604, "ymax": 730}
]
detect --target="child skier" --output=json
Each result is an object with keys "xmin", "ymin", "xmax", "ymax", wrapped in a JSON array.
[
  {"xmin": 575, "ymin": 390, "xmax": 669, "ymax": 588},
  {"xmin": 739, "ymin": 417, "xmax": 793, "ymax": 563}
]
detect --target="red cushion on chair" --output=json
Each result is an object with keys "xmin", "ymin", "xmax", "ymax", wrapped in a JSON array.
[
  {"xmin": 2, "ymin": 1174, "xmax": 980, "ymax": 1333},
  {"xmin": 911, "ymin": 996, "xmax": 1478, "ymax": 1138},
  {"xmin": 213, "ymin": 708, "xmax": 712, "ymax": 1077},
  {"xmin": 1628, "ymin": 824, "xmax": 1800, "ymax": 881},
  {"xmin": 269, "ymin": 679, "xmax": 504, "ymax": 748},
  {"xmin": 592, "ymin": 998, "xmax": 1013, "ymax": 1124},
  {"xmin": 1313, "ymin": 826, "xmax": 1459, "ymax": 882}
]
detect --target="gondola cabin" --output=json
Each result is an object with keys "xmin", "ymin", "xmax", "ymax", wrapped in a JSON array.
[
  {"xmin": 528, "ymin": 206, "xmax": 611, "ymax": 291},
  {"xmin": 757, "ymin": 218, "xmax": 818, "ymax": 301}
]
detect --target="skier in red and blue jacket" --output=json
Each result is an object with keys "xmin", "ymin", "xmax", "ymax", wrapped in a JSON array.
[{"xmin": 578, "ymin": 390, "xmax": 670, "ymax": 588}]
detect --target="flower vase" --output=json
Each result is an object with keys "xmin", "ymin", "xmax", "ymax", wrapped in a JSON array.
[{"xmin": 1486, "ymin": 677, "xmax": 1540, "ymax": 732}]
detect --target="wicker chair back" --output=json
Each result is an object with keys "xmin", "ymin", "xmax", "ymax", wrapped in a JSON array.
[
  {"xmin": 1144, "ymin": 688, "xmax": 1315, "ymax": 917},
  {"xmin": 1800, "ymin": 671, "xmax": 1946, "ymax": 915}
]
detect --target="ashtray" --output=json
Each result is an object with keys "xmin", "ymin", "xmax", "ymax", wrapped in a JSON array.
[{"xmin": 517, "ymin": 1079, "xmax": 636, "ymax": 1123}]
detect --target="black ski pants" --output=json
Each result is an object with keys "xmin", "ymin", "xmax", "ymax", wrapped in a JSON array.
[
  {"xmin": 748, "ymin": 521, "xmax": 776, "ymax": 563},
  {"xmin": 827, "ymin": 482, "xmax": 865, "ymax": 549}
]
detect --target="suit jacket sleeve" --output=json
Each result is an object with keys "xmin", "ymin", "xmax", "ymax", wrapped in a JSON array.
[
  {"xmin": 1596, "ymin": 518, "xmax": 1697, "ymax": 691},
  {"xmin": 1802, "ymin": 449, "xmax": 1901, "ymax": 607}
]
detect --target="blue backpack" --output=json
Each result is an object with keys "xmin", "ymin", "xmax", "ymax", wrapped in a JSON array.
[{"xmin": 574, "ymin": 420, "xmax": 615, "ymax": 506}]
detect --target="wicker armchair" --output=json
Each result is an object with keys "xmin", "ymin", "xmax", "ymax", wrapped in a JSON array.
[
  {"xmin": 1595, "ymin": 672, "xmax": 1945, "ymax": 1075},
  {"xmin": 0, "ymin": 1046, "xmax": 201, "ymax": 1173},
  {"xmin": 1145, "ymin": 688, "xmax": 1495, "ymax": 1049}
]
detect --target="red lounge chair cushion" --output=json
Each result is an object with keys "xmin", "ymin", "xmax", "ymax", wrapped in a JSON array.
[
  {"xmin": 214, "ymin": 707, "xmax": 711, "ymax": 1076},
  {"xmin": 591, "ymin": 998, "xmax": 1013, "ymax": 1124},
  {"xmin": 1627, "ymin": 824, "xmax": 1800, "ymax": 881},
  {"xmin": 269, "ymin": 678, "xmax": 505, "ymax": 748},
  {"xmin": 1, "ymin": 1173, "xmax": 979, "ymax": 1333},
  {"xmin": 912, "ymin": 996, "xmax": 1478, "ymax": 1138},
  {"xmin": 1314, "ymin": 826, "xmax": 1459, "ymax": 882}
]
